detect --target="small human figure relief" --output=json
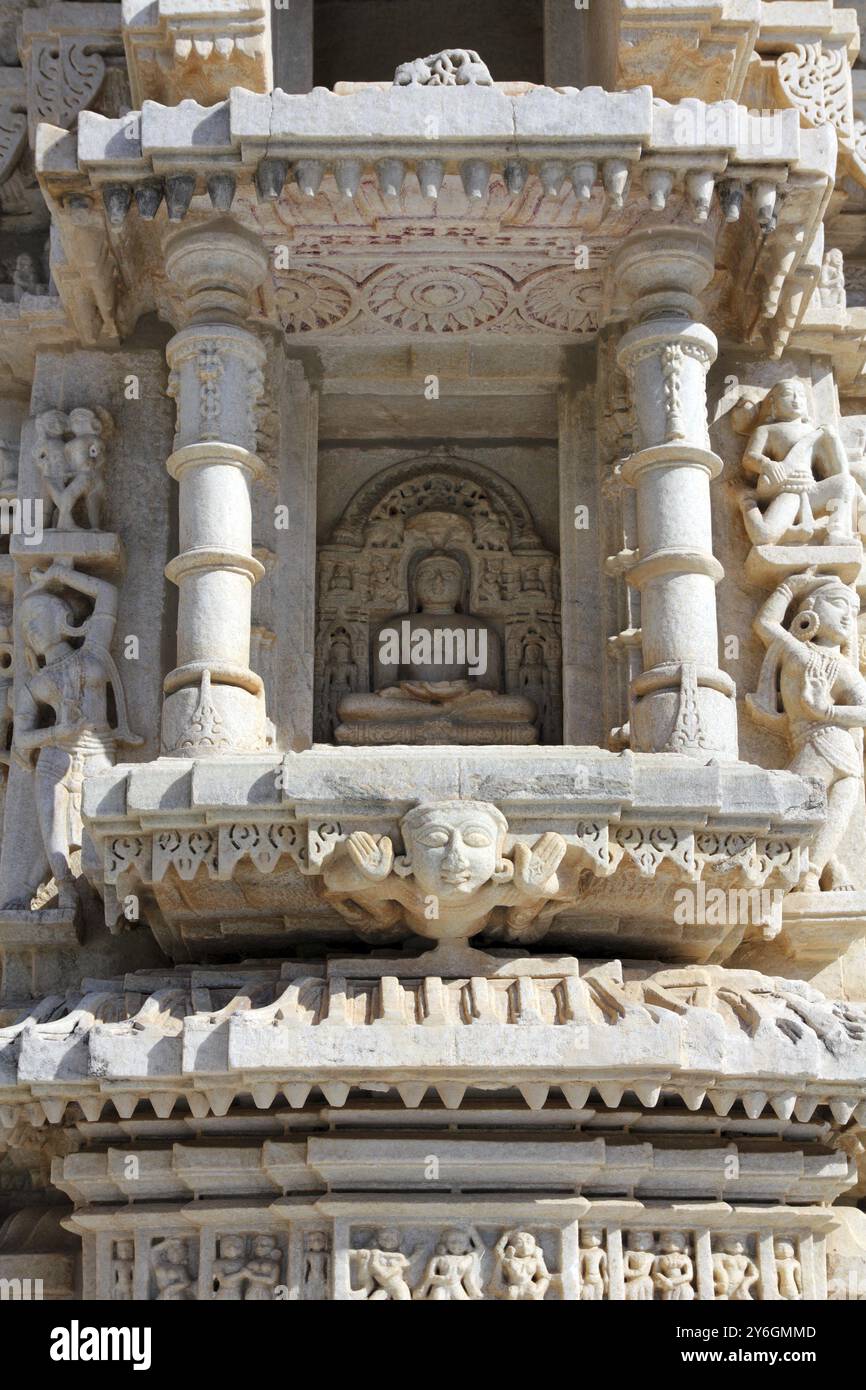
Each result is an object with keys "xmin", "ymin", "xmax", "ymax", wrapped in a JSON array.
[
  {"xmin": 0, "ymin": 436, "xmax": 18, "ymax": 491},
  {"xmin": 394, "ymin": 49, "xmax": 493, "ymax": 87},
  {"xmin": 151, "ymin": 1239, "xmax": 196, "ymax": 1300},
  {"xmin": 748, "ymin": 571, "xmax": 866, "ymax": 892},
  {"xmin": 774, "ymin": 1239, "xmax": 803, "ymax": 1300},
  {"xmin": 244, "ymin": 1235, "xmax": 282, "ymax": 1299},
  {"xmin": 0, "ymin": 603, "xmax": 12, "ymax": 769},
  {"xmin": 212, "ymin": 1235, "xmax": 247, "ymax": 1299},
  {"xmin": 817, "ymin": 248, "xmax": 846, "ymax": 309},
  {"xmin": 322, "ymin": 629, "xmax": 359, "ymax": 733},
  {"xmin": 712, "ymin": 1236, "xmax": 760, "ymax": 1301},
  {"xmin": 488, "ymin": 1230, "xmax": 553, "ymax": 1301},
  {"xmin": 520, "ymin": 563, "xmax": 547, "ymax": 595},
  {"xmin": 34, "ymin": 406, "xmax": 113, "ymax": 531},
  {"xmin": 213, "ymin": 1235, "xmax": 282, "ymax": 1299},
  {"xmin": 326, "ymin": 561, "xmax": 353, "ymax": 594},
  {"xmin": 322, "ymin": 799, "xmax": 580, "ymax": 946},
  {"xmin": 413, "ymin": 1228, "xmax": 485, "ymax": 1301},
  {"xmin": 350, "ymin": 1228, "xmax": 414, "ymax": 1301},
  {"xmin": 624, "ymin": 1231, "xmax": 656, "ymax": 1300},
  {"xmin": 111, "ymin": 1238, "xmax": 135, "ymax": 1300},
  {"xmin": 516, "ymin": 633, "xmax": 554, "ymax": 740},
  {"xmin": 653, "ymin": 1231, "xmax": 695, "ymax": 1300},
  {"xmin": 303, "ymin": 1231, "xmax": 331, "ymax": 1300},
  {"xmin": 736, "ymin": 380, "xmax": 863, "ymax": 549},
  {"xmin": 12, "ymin": 561, "xmax": 142, "ymax": 908},
  {"xmin": 578, "ymin": 1228, "xmax": 609, "ymax": 1301},
  {"xmin": 367, "ymin": 552, "xmax": 399, "ymax": 603},
  {"xmin": 335, "ymin": 554, "xmax": 537, "ymax": 745},
  {"xmin": 11, "ymin": 251, "xmax": 46, "ymax": 302}
]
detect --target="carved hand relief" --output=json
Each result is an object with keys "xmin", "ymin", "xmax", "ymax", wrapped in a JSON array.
[
  {"xmin": 748, "ymin": 571, "xmax": 866, "ymax": 893},
  {"xmin": 34, "ymin": 406, "xmax": 112, "ymax": 531},
  {"xmin": 322, "ymin": 800, "xmax": 576, "ymax": 945}
]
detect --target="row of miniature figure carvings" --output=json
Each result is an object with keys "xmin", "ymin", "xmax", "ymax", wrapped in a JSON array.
[{"xmin": 97, "ymin": 1223, "xmax": 833, "ymax": 1301}]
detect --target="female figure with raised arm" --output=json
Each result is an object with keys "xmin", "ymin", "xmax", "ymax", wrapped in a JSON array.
[{"xmin": 13, "ymin": 560, "xmax": 140, "ymax": 906}]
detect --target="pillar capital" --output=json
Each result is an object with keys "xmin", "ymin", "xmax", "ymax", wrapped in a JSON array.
[
  {"xmin": 612, "ymin": 227, "xmax": 716, "ymax": 325},
  {"xmin": 163, "ymin": 218, "xmax": 269, "ymax": 326}
]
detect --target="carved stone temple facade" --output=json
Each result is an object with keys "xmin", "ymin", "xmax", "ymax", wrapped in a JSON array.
[{"xmin": 4, "ymin": 0, "xmax": 866, "ymax": 1305}]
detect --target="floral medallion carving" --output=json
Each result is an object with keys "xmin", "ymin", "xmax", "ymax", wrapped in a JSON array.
[
  {"xmin": 277, "ymin": 272, "xmax": 353, "ymax": 334},
  {"xmin": 368, "ymin": 266, "xmax": 509, "ymax": 333},
  {"xmin": 520, "ymin": 269, "xmax": 601, "ymax": 335}
]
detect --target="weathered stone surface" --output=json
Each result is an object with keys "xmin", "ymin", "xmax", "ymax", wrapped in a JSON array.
[{"xmin": 0, "ymin": 3, "xmax": 865, "ymax": 1306}]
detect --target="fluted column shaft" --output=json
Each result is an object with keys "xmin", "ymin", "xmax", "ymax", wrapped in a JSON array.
[
  {"xmin": 160, "ymin": 221, "xmax": 270, "ymax": 755},
  {"xmin": 614, "ymin": 230, "xmax": 737, "ymax": 758}
]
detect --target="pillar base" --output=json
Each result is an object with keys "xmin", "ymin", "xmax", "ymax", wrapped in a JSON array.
[
  {"xmin": 161, "ymin": 673, "xmax": 273, "ymax": 756},
  {"xmin": 631, "ymin": 663, "xmax": 738, "ymax": 758}
]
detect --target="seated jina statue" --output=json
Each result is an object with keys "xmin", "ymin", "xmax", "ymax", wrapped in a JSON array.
[{"xmin": 335, "ymin": 553, "xmax": 537, "ymax": 744}]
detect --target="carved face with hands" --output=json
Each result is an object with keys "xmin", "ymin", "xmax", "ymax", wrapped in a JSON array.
[{"xmin": 398, "ymin": 800, "xmax": 510, "ymax": 902}]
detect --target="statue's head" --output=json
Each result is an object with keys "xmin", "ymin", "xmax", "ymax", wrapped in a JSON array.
[
  {"xmin": 162, "ymin": 1240, "xmax": 187, "ymax": 1265},
  {"xmin": 252, "ymin": 1236, "xmax": 276, "ymax": 1258},
  {"xmin": 397, "ymin": 800, "xmax": 511, "ymax": 902},
  {"xmin": 722, "ymin": 1237, "xmax": 746, "ymax": 1256},
  {"xmin": 439, "ymin": 1229, "xmax": 472, "ymax": 1256},
  {"xmin": 219, "ymin": 1236, "xmax": 245, "ymax": 1260},
  {"xmin": 628, "ymin": 1231, "xmax": 654, "ymax": 1252},
  {"xmin": 580, "ymin": 1229, "xmax": 603, "ymax": 1249},
  {"xmin": 763, "ymin": 378, "xmax": 809, "ymax": 424},
  {"xmin": 659, "ymin": 1231, "xmax": 688, "ymax": 1253},
  {"xmin": 114, "ymin": 1238, "xmax": 134, "ymax": 1261},
  {"xmin": 792, "ymin": 576, "xmax": 858, "ymax": 647},
  {"xmin": 509, "ymin": 1232, "xmax": 537, "ymax": 1258},
  {"xmin": 775, "ymin": 1239, "xmax": 795, "ymax": 1259},
  {"xmin": 414, "ymin": 554, "xmax": 463, "ymax": 613},
  {"xmin": 306, "ymin": 1231, "xmax": 328, "ymax": 1252},
  {"xmin": 19, "ymin": 591, "xmax": 73, "ymax": 657},
  {"xmin": 14, "ymin": 253, "xmax": 36, "ymax": 280},
  {"xmin": 376, "ymin": 1228, "xmax": 402, "ymax": 1252}
]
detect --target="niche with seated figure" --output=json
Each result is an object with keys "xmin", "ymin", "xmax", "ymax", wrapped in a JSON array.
[{"xmin": 315, "ymin": 456, "xmax": 562, "ymax": 745}]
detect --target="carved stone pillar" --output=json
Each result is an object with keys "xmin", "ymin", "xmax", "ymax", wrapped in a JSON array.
[
  {"xmin": 614, "ymin": 229, "xmax": 737, "ymax": 758},
  {"xmin": 161, "ymin": 220, "xmax": 271, "ymax": 755}
]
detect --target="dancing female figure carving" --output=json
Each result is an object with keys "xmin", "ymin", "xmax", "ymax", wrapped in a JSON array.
[
  {"xmin": 13, "ymin": 561, "xmax": 141, "ymax": 907},
  {"xmin": 748, "ymin": 571, "xmax": 866, "ymax": 892}
]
